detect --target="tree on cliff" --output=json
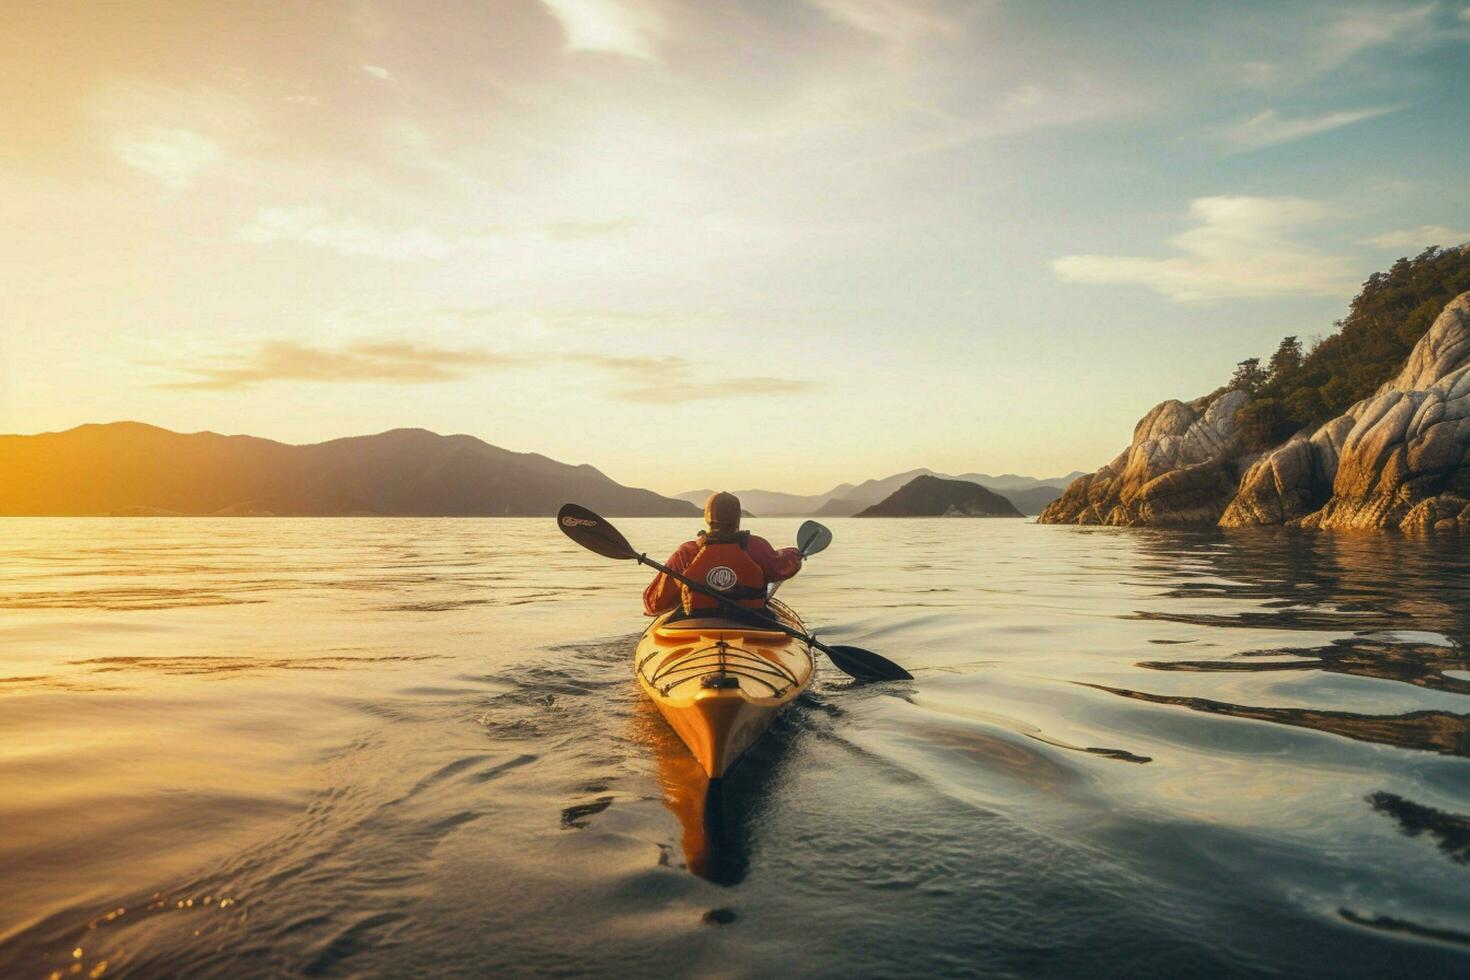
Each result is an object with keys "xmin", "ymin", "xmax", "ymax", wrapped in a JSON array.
[
  {"xmin": 1267, "ymin": 336, "xmax": 1303, "ymax": 381},
  {"xmin": 1231, "ymin": 245, "xmax": 1470, "ymax": 452},
  {"xmin": 1230, "ymin": 358, "xmax": 1268, "ymax": 394}
]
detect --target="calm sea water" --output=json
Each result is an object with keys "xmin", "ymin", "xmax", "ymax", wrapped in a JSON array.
[{"xmin": 2, "ymin": 518, "xmax": 1468, "ymax": 978}]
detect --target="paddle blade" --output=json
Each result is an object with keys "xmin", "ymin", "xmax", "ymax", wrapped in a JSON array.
[
  {"xmin": 820, "ymin": 643, "xmax": 913, "ymax": 682},
  {"xmin": 796, "ymin": 520, "xmax": 832, "ymax": 557},
  {"xmin": 557, "ymin": 503, "xmax": 638, "ymax": 561}
]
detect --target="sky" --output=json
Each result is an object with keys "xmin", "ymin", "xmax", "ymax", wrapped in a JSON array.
[{"xmin": 3, "ymin": 0, "xmax": 1469, "ymax": 496}]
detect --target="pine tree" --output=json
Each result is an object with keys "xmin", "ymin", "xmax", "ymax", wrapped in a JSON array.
[
  {"xmin": 1230, "ymin": 357, "xmax": 1267, "ymax": 394},
  {"xmin": 1267, "ymin": 336, "xmax": 1303, "ymax": 382}
]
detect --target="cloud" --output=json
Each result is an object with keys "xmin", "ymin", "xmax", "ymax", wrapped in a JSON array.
[
  {"xmin": 160, "ymin": 341, "xmax": 518, "ymax": 390},
  {"xmin": 88, "ymin": 80, "xmax": 256, "ymax": 188},
  {"xmin": 361, "ymin": 64, "xmax": 392, "ymax": 80},
  {"xmin": 539, "ymin": 0, "xmax": 664, "ymax": 59},
  {"xmin": 1221, "ymin": 105, "xmax": 1402, "ymax": 151},
  {"xmin": 542, "ymin": 219, "xmax": 637, "ymax": 240},
  {"xmin": 1237, "ymin": 3, "xmax": 1456, "ymax": 88},
  {"xmin": 561, "ymin": 354, "xmax": 817, "ymax": 402},
  {"xmin": 158, "ymin": 339, "xmax": 812, "ymax": 401},
  {"xmin": 1318, "ymin": 2, "xmax": 1440, "ymax": 69},
  {"xmin": 1053, "ymin": 196, "xmax": 1361, "ymax": 303},
  {"xmin": 1000, "ymin": 84, "xmax": 1047, "ymax": 113},
  {"xmin": 1364, "ymin": 224, "xmax": 1470, "ymax": 249},
  {"xmin": 112, "ymin": 127, "xmax": 222, "ymax": 188},
  {"xmin": 238, "ymin": 208, "xmax": 458, "ymax": 260},
  {"xmin": 810, "ymin": 0, "xmax": 969, "ymax": 44},
  {"xmin": 236, "ymin": 208, "xmax": 634, "ymax": 260}
]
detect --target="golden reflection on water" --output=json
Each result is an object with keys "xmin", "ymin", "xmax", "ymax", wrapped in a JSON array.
[
  {"xmin": 5, "ymin": 518, "xmax": 1470, "ymax": 975},
  {"xmin": 627, "ymin": 696, "xmax": 733, "ymax": 883}
]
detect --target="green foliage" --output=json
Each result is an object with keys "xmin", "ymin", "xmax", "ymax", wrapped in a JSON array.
[
  {"xmin": 1229, "ymin": 246, "xmax": 1470, "ymax": 452},
  {"xmin": 1267, "ymin": 336, "xmax": 1303, "ymax": 380},
  {"xmin": 1235, "ymin": 397, "xmax": 1296, "ymax": 450},
  {"xmin": 1229, "ymin": 357, "xmax": 1268, "ymax": 394}
]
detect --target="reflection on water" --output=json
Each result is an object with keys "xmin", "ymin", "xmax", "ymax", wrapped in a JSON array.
[
  {"xmin": 2, "ymin": 518, "xmax": 1470, "ymax": 977},
  {"xmin": 1083, "ymin": 682, "xmax": 1470, "ymax": 757},
  {"xmin": 1369, "ymin": 791, "xmax": 1470, "ymax": 864},
  {"xmin": 1099, "ymin": 529, "xmax": 1470, "ymax": 760},
  {"xmin": 635, "ymin": 699, "xmax": 744, "ymax": 885},
  {"xmin": 1139, "ymin": 636, "xmax": 1470, "ymax": 695}
]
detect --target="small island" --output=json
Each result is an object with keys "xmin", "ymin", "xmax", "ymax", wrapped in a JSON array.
[{"xmin": 855, "ymin": 475, "xmax": 1024, "ymax": 518}]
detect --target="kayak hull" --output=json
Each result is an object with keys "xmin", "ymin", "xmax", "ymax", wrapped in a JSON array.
[{"xmin": 635, "ymin": 599, "xmax": 814, "ymax": 778}]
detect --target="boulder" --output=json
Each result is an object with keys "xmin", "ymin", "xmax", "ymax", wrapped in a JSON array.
[
  {"xmin": 1220, "ymin": 401, "xmax": 1368, "ymax": 527},
  {"xmin": 1398, "ymin": 494, "xmax": 1470, "ymax": 532},
  {"xmin": 1392, "ymin": 294, "xmax": 1470, "ymax": 391},
  {"xmin": 1301, "ymin": 295, "xmax": 1470, "ymax": 529},
  {"xmin": 1040, "ymin": 390, "xmax": 1248, "ymax": 526}
]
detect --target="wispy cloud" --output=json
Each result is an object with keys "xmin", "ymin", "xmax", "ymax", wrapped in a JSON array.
[
  {"xmin": 113, "ymin": 127, "xmax": 221, "ymax": 188},
  {"xmin": 542, "ymin": 219, "xmax": 637, "ymax": 240},
  {"xmin": 810, "ymin": 0, "xmax": 970, "ymax": 44},
  {"xmin": 1364, "ymin": 224, "xmax": 1470, "ymax": 249},
  {"xmin": 1318, "ymin": 2, "xmax": 1440, "ymax": 70},
  {"xmin": 560, "ymin": 354, "xmax": 817, "ymax": 402},
  {"xmin": 361, "ymin": 64, "xmax": 392, "ymax": 80},
  {"xmin": 238, "ymin": 208, "xmax": 461, "ymax": 260},
  {"xmin": 1235, "ymin": 2, "xmax": 1458, "ymax": 88},
  {"xmin": 1053, "ymin": 196, "xmax": 1361, "ymax": 303},
  {"xmin": 88, "ymin": 80, "xmax": 256, "ymax": 189},
  {"xmin": 1221, "ymin": 105, "xmax": 1402, "ymax": 151},
  {"xmin": 158, "ymin": 340, "xmax": 814, "ymax": 401},
  {"xmin": 539, "ymin": 0, "xmax": 665, "ymax": 59},
  {"xmin": 235, "ymin": 208, "xmax": 634, "ymax": 260},
  {"xmin": 159, "ymin": 341, "xmax": 519, "ymax": 390}
]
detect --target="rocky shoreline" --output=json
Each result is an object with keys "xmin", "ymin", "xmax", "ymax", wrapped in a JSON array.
[{"xmin": 1041, "ymin": 291, "xmax": 1470, "ymax": 533}]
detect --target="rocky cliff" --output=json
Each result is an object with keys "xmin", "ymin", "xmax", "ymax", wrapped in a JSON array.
[
  {"xmin": 1042, "ymin": 289, "xmax": 1470, "ymax": 533},
  {"xmin": 1038, "ymin": 389, "xmax": 1249, "ymax": 527},
  {"xmin": 1222, "ymin": 293, "xmax": 1470, "ymax": 532}
]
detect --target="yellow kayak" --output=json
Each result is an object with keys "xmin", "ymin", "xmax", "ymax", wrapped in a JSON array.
[{"xmin": 635, "ymin": 598, "xmax": 815, "ymax": 779}]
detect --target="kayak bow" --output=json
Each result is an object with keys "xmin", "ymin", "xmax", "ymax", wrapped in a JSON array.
[{"xmin": 635, "ymin": 598, "xmax": 814, "ymax": 779}]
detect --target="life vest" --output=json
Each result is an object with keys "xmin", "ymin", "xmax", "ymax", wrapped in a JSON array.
[{"xmin": 680, "ymin": 532, "xmax": 767, "ymax": 614}]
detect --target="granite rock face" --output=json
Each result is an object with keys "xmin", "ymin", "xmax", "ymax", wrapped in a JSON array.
[
  {"xmin": 1218, "ymin": 413, "xmax": 1357, "ymax": 526},
  {"xmin": 1039, "ymin": 390, "xmax": 1249, "ymax": 526},
  {"xmin": 1227, "ymin": 293, "xmax": 1470, "ymax": 531},
  {"xmin": 1045, "ymin": 291, "xmax": 1470, "ymax": 532}
]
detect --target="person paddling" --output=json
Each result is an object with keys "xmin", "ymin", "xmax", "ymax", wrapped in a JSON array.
[{"xmin": 643, "ymin": 491, "xmax": 803, "ymax": 617}]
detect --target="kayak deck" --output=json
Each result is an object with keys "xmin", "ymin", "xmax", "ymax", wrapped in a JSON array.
[{"xmin": 636, "ymin": 598, "xmax": 814, "ymax": 778}]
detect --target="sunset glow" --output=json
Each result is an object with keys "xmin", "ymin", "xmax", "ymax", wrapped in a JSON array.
[{"xmin": 5, "ymin": 1, "xmax": 1467, "ymax": 492}]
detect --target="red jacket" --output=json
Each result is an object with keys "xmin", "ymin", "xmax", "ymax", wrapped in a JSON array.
[{"xmin": 643, "ymin": 534, "xmax": 803, "ymax": 616}]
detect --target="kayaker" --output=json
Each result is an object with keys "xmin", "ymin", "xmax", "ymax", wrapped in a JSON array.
[{"xmin": 643, "ymin": 491, "xmax": 803, "ymax": 617}]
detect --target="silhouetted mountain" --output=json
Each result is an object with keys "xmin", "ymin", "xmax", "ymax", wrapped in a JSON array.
[
  {"xmin": 0, "ymin": 422, "xmax": 699, "ymax": 517},
  {"xmin": 953, "ymin": 471, "xmax": 1087, "ymax": 492},
  {"xmin": 679, "ymin": 468, "xmax": 1082, "ymax": 517},
  {"xmin": 676, "ymin": 488, "xmax": 827, "ymax": 516},
  {"xmin": 1001, "ymin": 485, "xmax": 1066, "ymax": 516},
  {"xmin": 855, "ymin": 476, "xmax": 1024, "ymax": 517},
  {"xmin": 812, "ymin": 497, "xmax": 865, "ymax": 517}
]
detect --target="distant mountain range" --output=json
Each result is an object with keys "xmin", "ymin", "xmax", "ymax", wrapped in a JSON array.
[
  {"xmin": 0, "ymin": 422, "xmax": 698, "ymax": 517},
  {"xmin": 678, "ymin": 467, "xmax": 1084, "ymax": 517}
]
